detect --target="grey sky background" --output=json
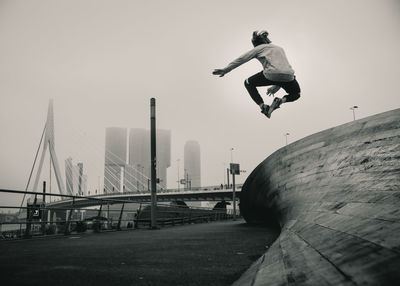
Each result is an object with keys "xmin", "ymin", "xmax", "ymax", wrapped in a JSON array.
[{"xmin": 1, "ymin": 0, "xmax": 400, "ymax": 205}]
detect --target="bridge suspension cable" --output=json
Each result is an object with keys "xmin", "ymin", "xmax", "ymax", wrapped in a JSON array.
[
  {"xmin": 26, "ymin": 101, "xmax": 164, "ymax": 200},
  {"xmin": 18, "ymin": 123, "xmax": 46, "ymax": 213},
  {"xmin": 64, "ymin": 126, "xmax": 160, "ymax": 194}
]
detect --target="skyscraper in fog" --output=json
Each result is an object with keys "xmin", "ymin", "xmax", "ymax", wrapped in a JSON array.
[
  {"xmin": 156, "ymin": 129, "xmax": 171, "ymax": 190},
  {"xmin": 104, "ymin": 127, "xmax": 127, "ymax": 193},
  {"xmin": 104, "ymin": 127, "xmax": 171, "ymax": 192},
  {"xmin": 125, "ymin": 128, "xmax": 171, "ymax": 191},
  {"xmin": 184, "ymin": 140, "xmax": 201, "ymax": 188},
  {"xmin": 126, "ymin": 128, "xmax": 150, "ymax": 192},
  {"xmin": 65, "ymin": 157, "xmax": 88, "ymax": 196}
]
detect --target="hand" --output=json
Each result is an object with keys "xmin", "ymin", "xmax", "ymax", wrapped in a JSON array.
[
  {"xmin": 212, "ymin": 69, "xmax": 226, "ymax": 77},
  {"xmin": 267, "ymin": 85, "xmax": 280, "ymax": 96}
]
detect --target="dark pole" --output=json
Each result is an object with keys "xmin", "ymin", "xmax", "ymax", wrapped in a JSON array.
[
  {"xmin": 42, "ymin": 181, "xmax": 46, "ymax": 203},
  {"xmin": 227, "ymin": 168, "xmax": 230, "ymax": 187},
  {"xmin": 42, "ymin": 181, "xmax": 46, "ymax": 235},
  {"xmin": 150, "ymin": 98, "xmax": 157, "ymax": 229},
  {"xmin": 117, "ymin": 203, "xmax": 125, "ymax": 231},
  {"xmin": 232, "ymin": 173, "xmax": 236, "ymax": 221}
]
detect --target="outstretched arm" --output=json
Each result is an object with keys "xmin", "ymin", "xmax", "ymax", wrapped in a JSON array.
[
  {"xmin": 212, "ymin": 69, "xmax": 227, "ymax": 77},
  {"xmin": 212, "ymin": 46, "xmax": 260, "ymax": 77}
]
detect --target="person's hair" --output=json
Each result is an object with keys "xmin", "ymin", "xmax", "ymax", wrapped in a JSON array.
[{"xmin": 251, "ymin": 31, "xmax": 271, "ymax": 47}]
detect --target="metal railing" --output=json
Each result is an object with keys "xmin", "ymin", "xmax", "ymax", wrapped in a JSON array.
[
  {"xmin": 93, "ymin": 184, "xmax": 243, "ymax": 197},
  {"xmin": 0, "ymin": 189, "xmax": 240, "ymax": 240}
]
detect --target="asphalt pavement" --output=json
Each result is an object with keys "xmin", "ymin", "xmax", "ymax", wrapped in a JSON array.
[{"xmin": 0, "ymin": 219, "xmax": 279, "ymax": 286}]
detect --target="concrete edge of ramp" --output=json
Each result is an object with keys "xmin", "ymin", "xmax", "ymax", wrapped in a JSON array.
[{"xmin": 234, "ymin": 108, "xmax": 400, "ymax": 285}]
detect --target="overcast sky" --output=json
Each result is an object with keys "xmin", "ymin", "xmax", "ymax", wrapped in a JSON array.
[{"xmin": 1, "ymin": 0, "xmax": 400, "ymax": 206}]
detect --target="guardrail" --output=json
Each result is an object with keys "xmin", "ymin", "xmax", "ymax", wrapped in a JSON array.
[
  {"xmin": 93, "ymin": 184, "xmax": 243, "ymax": 198},
  {"xmin": 0, "ymin": 189, "xmax": 239, "ymax": 240}
]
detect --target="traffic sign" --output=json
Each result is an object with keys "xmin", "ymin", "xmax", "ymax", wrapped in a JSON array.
[{"xmin": 230, "ymin": 163, "xmax": 240, "ymax": 175}]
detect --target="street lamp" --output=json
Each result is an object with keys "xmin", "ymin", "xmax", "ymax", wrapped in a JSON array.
[
  {"xmin": 184, "ymin": 169, "xmax": 187, "ymax": 191},
  {"xmin": 284, "ymin": 133, "xmax": 290, "ymax": 146},
  {"xmin": 350, "ymin": 106, "xmax": 358, "ymax": 121},
  {"xmin": 223, "ymin": 162, "xmax": 226, "ymax": 187},
  {"xmin": 177, "ymin": 159, "xmax": 180, "ymax": 191},
  {"xmin": 229, "ymin": 162, "xmax": 240, "ymax": 221}
]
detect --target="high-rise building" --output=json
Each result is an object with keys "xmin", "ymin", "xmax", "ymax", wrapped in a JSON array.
[
  {"xmin": 184, "ymin": 140, "xmax": 201, "ymax": 189},
  {"xmin": 125, "ymin": 128, "xmax": 171, "ymax": 191},
  {"xmin": 126, "ymin": 128, "xmax": 150, "ymax": 192},
  {"xmin": 156, "ymin": 129, "xmax": 171, "ymax": 190},
  {"xmin": 104, "ymin": 127, "xmax": 127, "ymax": 193},
  {"xmin": 65, "ymin": 157, "xmax": 88, "ymax": 196}
]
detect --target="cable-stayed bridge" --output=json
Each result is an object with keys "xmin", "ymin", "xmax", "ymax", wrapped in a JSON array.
[
  {"xmin": 24, "ymin": 99, "xmax": 175, "ymax": 206},
  {"xmin": 47, "ymin": 185, "xmax": 243, "ymax": 209},
  {"xmin": 18, "ymin": 99, "xmax": 241, "ymax": 215}
]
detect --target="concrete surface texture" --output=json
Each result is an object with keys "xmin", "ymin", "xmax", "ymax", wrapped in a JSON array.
[{"xmin": 237, "ymin": 108, "xmax": 400, "ymax": 285}]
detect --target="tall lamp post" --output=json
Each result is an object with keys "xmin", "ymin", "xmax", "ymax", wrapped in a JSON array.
[
  {"xmin": 223, "ymin": 162, "xmax": 226, "ymax": 188},
  {"xmin": 177, "ymin": 159, "xmax": 180, "ymax": 191},
  {"xmin": 228, "ymin": 148, "xmax": 234, "ymax": 189},
  {"xmin": 350, "ymin": 106, "xmax": 358, "ymax": 121},
  {"xmin": 230, "ymin": 163, "xmax": 240, "ymax": 221},
  {"xmin": 284, "ymin": 133, "xmax": 290, "ymax": 146},
  {"xmin": 150, "ymin": 98, "xmax": 157, "ymax": 229}
]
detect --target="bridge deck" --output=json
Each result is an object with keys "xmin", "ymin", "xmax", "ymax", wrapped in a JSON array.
[{"xmin": 47, "ymin": 187, "xmax": 242, "ymax": 208}]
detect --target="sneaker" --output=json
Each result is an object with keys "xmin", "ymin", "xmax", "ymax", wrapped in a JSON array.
[
  {"xmin": 267, "ymin": 97, "xmax": 282, "ymax": 118},
  {"xmin": 260, "ymin": 104, "xmax": 270, "ymax": 118}
]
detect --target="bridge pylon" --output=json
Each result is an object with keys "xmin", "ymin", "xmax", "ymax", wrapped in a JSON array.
[{"xmin": 31, "ymin": 99, "xmax": 69, "ymax": 196}]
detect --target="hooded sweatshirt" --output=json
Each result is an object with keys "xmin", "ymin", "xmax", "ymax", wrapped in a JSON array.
[{"xmin": 223, "ymin": 43, "xmax": 295, "ymax": 82}]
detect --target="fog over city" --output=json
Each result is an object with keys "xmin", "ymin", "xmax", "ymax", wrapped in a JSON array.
[{"xmin": 1, "ymin": 0, "xmax": 400, "ymax": 206}]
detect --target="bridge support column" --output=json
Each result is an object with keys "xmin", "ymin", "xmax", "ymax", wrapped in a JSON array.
[
  {"xmin": 107, "ymin": 203, "xmax": 110, "ymax": 230},
  {"xmin": 64, "ymin": 199, "xmax": 75, "ymax": 235}
]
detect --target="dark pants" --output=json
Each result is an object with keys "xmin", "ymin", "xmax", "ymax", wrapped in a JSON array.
[{"xmin": 244, "ymin": 71, "xmax": 301, "ymax": 105}]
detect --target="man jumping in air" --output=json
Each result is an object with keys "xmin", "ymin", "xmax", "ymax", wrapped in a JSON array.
[{"xmin": 212, "ymin": 30, "xmax": 301, "ymax": 118}]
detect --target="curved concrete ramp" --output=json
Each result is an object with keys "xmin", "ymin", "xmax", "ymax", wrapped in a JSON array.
[{"xmin": 236, "ymin": 109, "xmax": 400, "ymax": 285}]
